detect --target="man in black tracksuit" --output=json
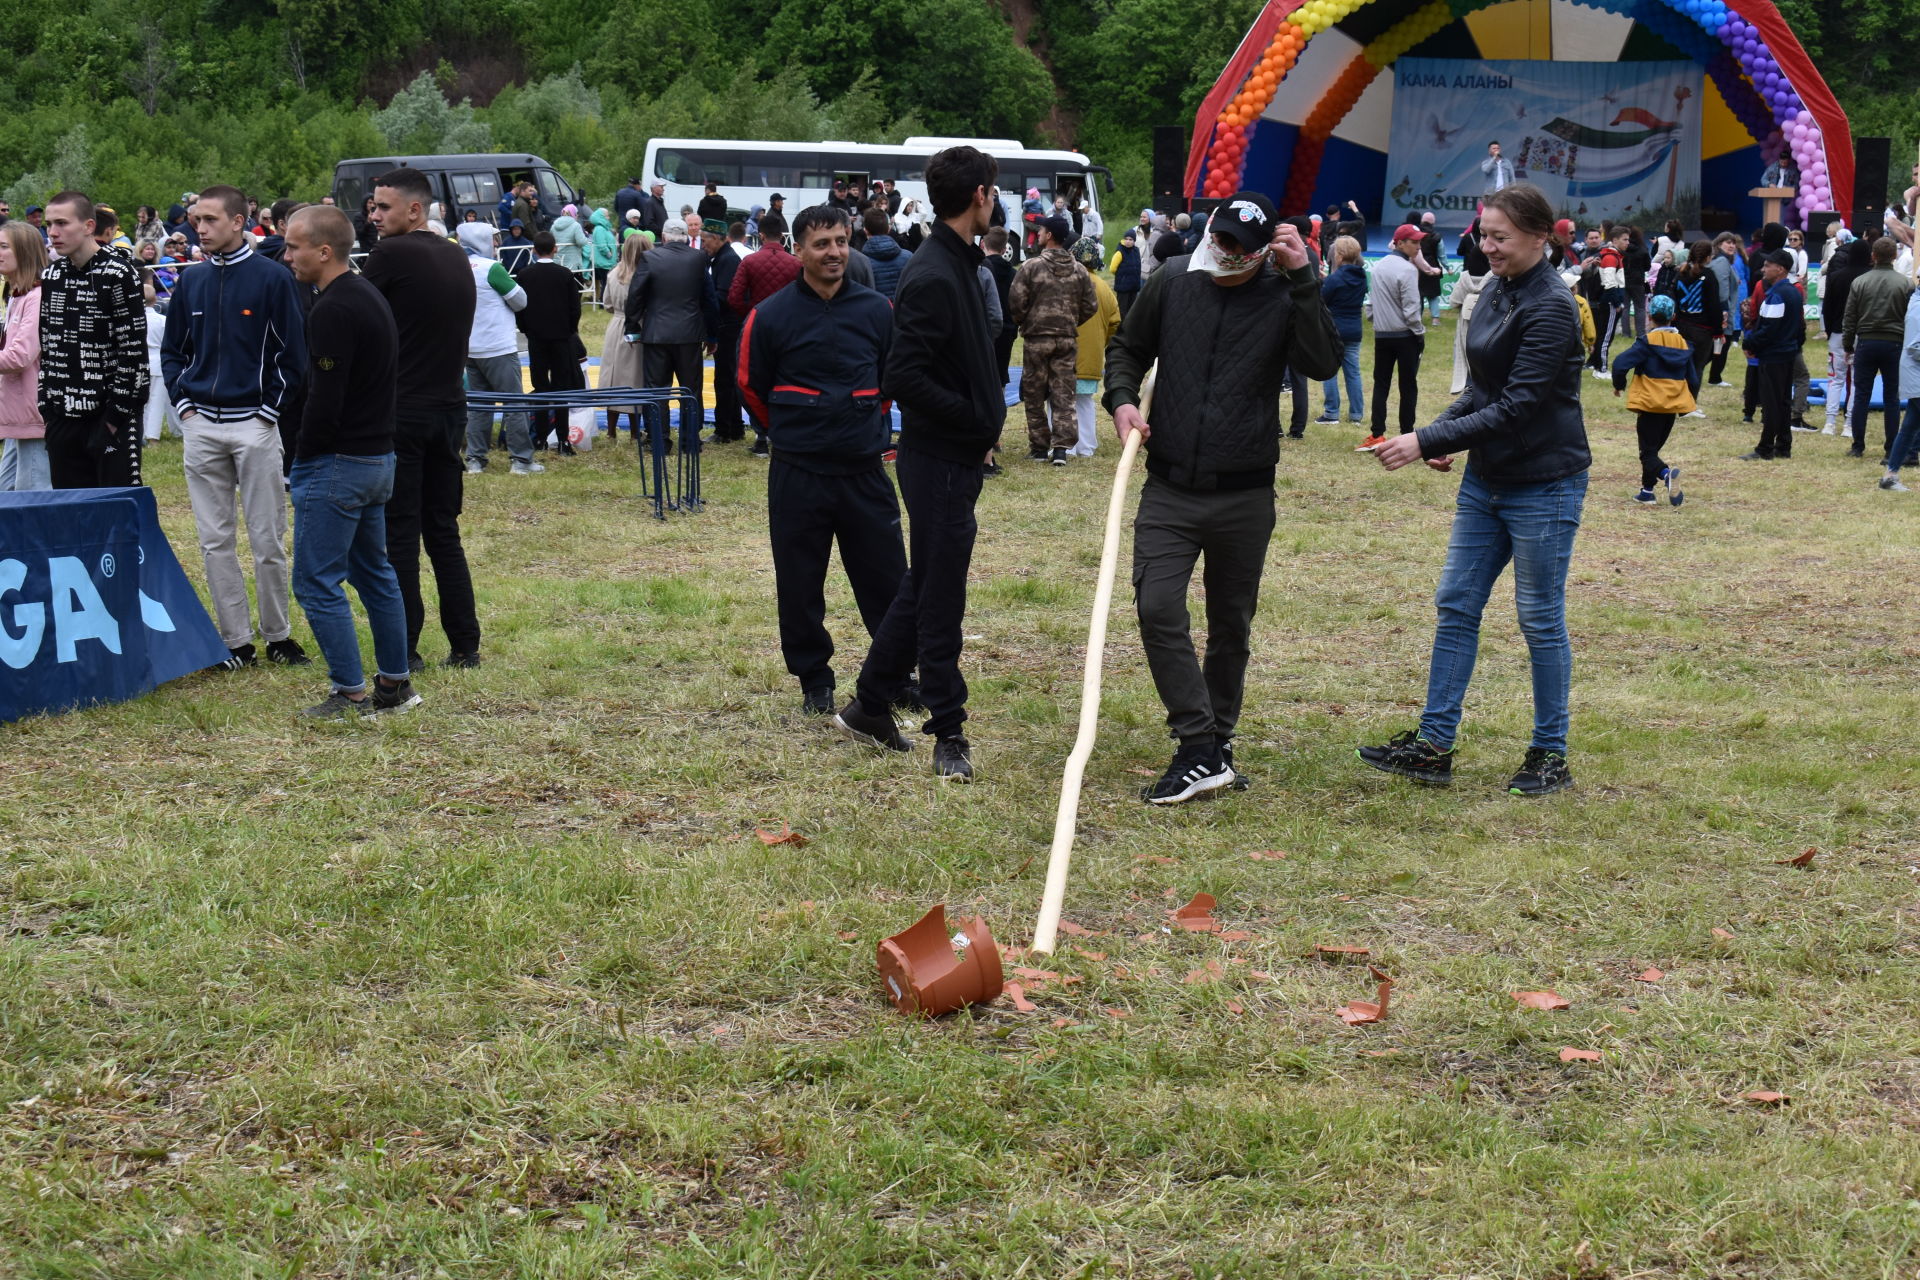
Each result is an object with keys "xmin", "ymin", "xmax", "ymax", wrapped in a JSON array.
[
  {"xmin": 704, "ymin": 219, "xmax": 747, "ymax": 442},
  {"xmin": 1105, "ymin": 190, "xmax": 1341, "ymax": 804},
  {"xmin": 834, "ymin": 146, "xmax": 1006, "ymax": 781},
  {"xmin": 515, "ymin": 232, "xmax": 585, "ymax": 452},
  {"xmin": 738, "ymin": 204, "xmax": 904, "ymax": 716}
]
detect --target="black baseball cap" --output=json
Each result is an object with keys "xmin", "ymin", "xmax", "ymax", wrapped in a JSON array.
[
  {"xmin": 1765, "ymin": 248, "xmax": 1794, "ymax": 269},
  {"xmin": 769, "ymin": 192, "xmax": 784, "ymax": 202},
  {"xmin": 1212, "ymin": 191, "xmax": 1277, "ymax": 252}
]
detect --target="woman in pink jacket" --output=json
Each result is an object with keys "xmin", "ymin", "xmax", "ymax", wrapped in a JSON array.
[{"xmin": 0, "ymin": 220, "xmax": 49, "ymax": 490}]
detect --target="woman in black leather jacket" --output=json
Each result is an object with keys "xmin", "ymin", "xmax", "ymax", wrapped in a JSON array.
[{"xmin": 1358, "ymin": 182, "xmax": 1591, "ymax": 798}]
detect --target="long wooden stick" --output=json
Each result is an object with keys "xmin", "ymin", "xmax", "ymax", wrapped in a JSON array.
[{"xmin": 1032, "ymin": 367, "xmax": 1154, "ymax": 955}]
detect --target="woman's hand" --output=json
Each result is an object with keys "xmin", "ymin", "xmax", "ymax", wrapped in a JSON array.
[{"xmin": 1371, "ymin": 432, "xmax": 1424, "ymax": 470}]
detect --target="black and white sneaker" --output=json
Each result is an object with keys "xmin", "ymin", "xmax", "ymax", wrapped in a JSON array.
[
  {"xmin": 1027, "ymin": 448, "xmax": 1049, "ymax": 461},
  {"xmin": 266, "ymin": 638, "xmax": 311, "ymax": 666},
  {"xmin": 301, "ymin": 691, "xmax": 364, "ymax": 720},
  {"xmin": 368, "ymin": 678, "xmax": 422, "ymax": 715},
  {"xmin": 801, "ymin": 685, "xmax": 835, "ymax": 717},
  {"xmin": 1141, "ymin": 743, "xmax": 1235, "ymax": 805},
  {"xmin": 215, "ymin": 643, "xmax": 258, "ymax": 672},
  {"xmin": 834, "ymin": 699, "xmax": 911, "ymax": 752},
  {"xmin": 1220, "ymin": 740, "xmax": 1252, "ymax": 791},
  {"xmin": 1049, "ymin": 447, "xmax": 1068, "ymax": 467},
  {"xmin": 1356, "ymin": 729, "xmax": 1454, "ymax": 786},
  {"xmin": 933, "ymin": 736, "xmax": 974, "ymax": 781},
  {"xmin": 1507, "ymin": 748, "xmax": 1573, "ymax": 796}
]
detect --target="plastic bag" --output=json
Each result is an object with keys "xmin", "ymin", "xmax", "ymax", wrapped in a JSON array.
[{"xmin": 568, "ymin": 359, "xmax": 594, "ymax": 449}]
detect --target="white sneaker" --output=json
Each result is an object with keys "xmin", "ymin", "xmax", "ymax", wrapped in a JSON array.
[
  {"xmin": 1686, "ymin": 409, "xmax": 1706, "ymax": 418},
  {"xmin": 1712, "ymin": 381, "xmax": 1734, "ymax": 389},
  {"xmin": 465, "ymin": 460, "xmax": 484, "ymax": 474},
  {"xmin": 510, "ymin": 460, "xmax": 546, "ymax": 475},
  {"xmin": 1820, "ymin": 424, "xmax": 1837, "ymax": 434},
  {"xmin": 1591, "ymin": 369, "xmax": 1612, "ymax": 381},
  {"xmin": 1879, "ymin": 475, "xmax": 1909, "ymax": 491}
]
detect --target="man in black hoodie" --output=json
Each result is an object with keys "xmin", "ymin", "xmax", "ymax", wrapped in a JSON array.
[
  {"xmin": 1104, "ymin": 190, "xmax": 1341, "ymax": 804},
  {"xmin": 834, "ymin": 145, "xmax": 1005, "ymax": 781}
]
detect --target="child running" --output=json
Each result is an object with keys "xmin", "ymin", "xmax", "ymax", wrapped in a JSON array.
[{"xmin": 1610, "ymin": 292, "xmax": 1694, "ymax": 506}]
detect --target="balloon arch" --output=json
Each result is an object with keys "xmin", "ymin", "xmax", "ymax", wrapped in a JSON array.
[{"xmin": 1187, "ymin": 0, "xmax": 1852, "ymax": 229}]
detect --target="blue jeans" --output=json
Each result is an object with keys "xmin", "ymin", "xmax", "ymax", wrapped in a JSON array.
[
  {"xmin": 0, "ymin": 437, "xmax": 51, "ymax": 491},
  {"xmin": 1321, "ymin": 340, "xmax": 1363, "ymax": 420},
  {"xmin": 1419, "ymin": 467, "xmax": 1588, "ymax": 755},
  {"xmin": 1888, "ymin": 399, "xmax": 1920, "ymax": 473},
  {"xmin": 290, "ymin": 452, "xmax": 410, "ymax": 694}
]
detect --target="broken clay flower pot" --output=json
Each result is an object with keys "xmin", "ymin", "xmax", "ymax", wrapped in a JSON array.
[{"xmin": 877, "ymin": 905, "xmax": 1004, "ymax": 1016}]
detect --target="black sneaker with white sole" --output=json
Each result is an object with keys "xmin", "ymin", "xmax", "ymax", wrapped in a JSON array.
[
  {"xmin": 834, "ymin": 699, "xmax": 911, "ymax": 752},
  {"xmin": 1356, "ymin": 729, "xmax": 1454, "ymax": 785},
  {"xmin": 301, "ymin": 691, "xmax": 365, "ymax": 720},
  {"xmin": 1049, "ymin": 447, "xmax": 1068, "ymax": 467},
  {"xmin": 1507, "ymin": 748, "xmax": 1573, "ymax": 796},
  {"xmin": 1141, "ymin": 743, "xmax": 1235, "ymax": 805},
  {"xmin": 368, "ymin": 677, "xmax": 422, "ymax": 715},
  {"xmin": 1220, "ymin": 740, "xmax": 1252, "ymax": 791},
  {"xmin": 266, "ymin": 638, "xmax": 312, "ymax": 666},
  {"xmin": 801, "ymin": 685, "xmax": 835, "ymax": 716},
  {"xmin": 933, "ymin": 736, "xmax": 974, "ymax": 780},
  {"xmin": 214, "ymin": 643, "xmax": 258, "ymax": 672}
]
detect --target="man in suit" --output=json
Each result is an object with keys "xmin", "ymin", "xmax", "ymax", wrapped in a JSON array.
[{"xmin": 625, "ymin": 223, "xmax": 715, "ymax": 449}]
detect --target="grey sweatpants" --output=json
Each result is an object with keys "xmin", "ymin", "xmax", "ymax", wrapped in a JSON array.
[
  {"xmin": 183, "ymin": 414, "xmax": 290, "ymax": 648},
  {"xmin": 1131, "ymin": 475, "xmax": 1276, "ymax": 745},
  {"xmin": 465, "ymin": 352, "xmax": 532, "ymax": 466}
]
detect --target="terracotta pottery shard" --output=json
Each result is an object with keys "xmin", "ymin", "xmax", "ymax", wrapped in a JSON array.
[
  {"xmin": 1634, "ymin": 967, "xmax": 1665, "ymax": 983},
  {"xmin": 756, "ymin": 823, "xmax": 809, "ymax": 847},
  {"xmin": 1246, "ymin": 850, "xmax": 1289, "ymax": 861},
  {"xmin": 1224, "ymin": 1000, "xmax": 1245, "ymax": 1015},
  {"xmin": 1010, "ymin": 966, "xmax": 1061, "ymax": 983},
  {"xmin": 1511, "ymin": 990, "xmax": 1571, "ymax": 1011},
  {"xmin": 1219, "ymin": 930, "xmax": 1254, "ymax": 942},
  {"xmin": 875, "ymin": 906, "xmax": 1004, "ymax": 1017},
  {"xmin": 1105, "ymin": 1007, "xmax": 1131, "ymax": 1019},
  {"xmin": 1338, "ymin": 968, "xmax": 1394, "ymax": 1025},
  {"xmin": 1776, "ymin": 848, "xmax": 1817, "ymax": 868},
  {"xmin": 1184, "ymin": 959, "xmax": 1226, "ymax": 985},
  {"xmin": 1171, "ymin": 892, "xmax": 1222, "ymax": 932},
  {"xmin": 1315, "ymin": 944, "xmax": 1370, "ymax": 959},
  {"xmin": 1004, "ymin": 982, "xmax": 1038, "ymax": 1013},
  {"xmin": 1711, "ymin": 927, "xmax": 1735, "ymax": 941},
  {"xmin": 1051, "ymin": 1017, "xmax": 1076, "ymax": 1028},
  {"xmin": 1743, "ymin": 1090, "xmax": 1790, "ymax": 1104},
  {"xmin": 1559, "ymin": 1047, "xmax": 1603, "ymax": 1063},
  {"xmin": 1055, "ymin": 921, "xmax": 1096, "ymax": 938}
]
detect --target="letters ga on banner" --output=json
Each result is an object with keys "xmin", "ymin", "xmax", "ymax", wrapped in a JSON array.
[
  {"xmin": 0, "ymin": 487, "xmax": 228, "ymax": 723},
  {"xmin": 1382, "ymin": 58, "xmax": 1703, "ymax": 227}
]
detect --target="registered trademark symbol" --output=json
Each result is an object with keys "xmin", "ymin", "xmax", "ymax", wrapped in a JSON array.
[{"xmin": 99, "ymin": 553, "xmax": 116, "ymax": 578}]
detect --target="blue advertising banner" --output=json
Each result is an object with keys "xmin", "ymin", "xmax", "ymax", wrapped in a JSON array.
[
  {"xmin": 1382, "ymin": 58, "xmax": 1704, "ymax": 229},
  {"xmin": 0, "ymin": 488, "xmax": 229, "ymax": 723}
]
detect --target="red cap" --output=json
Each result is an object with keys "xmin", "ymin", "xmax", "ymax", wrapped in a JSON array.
[{"xmin": 1392, "ymin": 223, "xmax": 1422, "ymax": 242}]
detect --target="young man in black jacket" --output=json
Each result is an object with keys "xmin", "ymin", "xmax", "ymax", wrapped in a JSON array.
[
  {"xmin": 362, "ymin": 166, "xmax": 481, "ymax": 669},
  {"xmin": 37, "ymin": 191, "xmax": 149, "ymax": 488},
  {"xmin": 834, "ymin": 145, "xmax": 1006, "ymax": 781},
  {"xmin": 704, "ymin": 219, "xmax": 747, "ymax": 442},
  {"xmin": 1104, "ymin": 190, "xmax": 1341, "ymax": 804},
  {"xmin": 516, "ymin": 231, "xmax": 585, "ymax": 453},
  {"xmin": 738, "ymin": 204, "xmax": 905, "ymax": 716},
  {"xmin": 281, "ymin": 205, "xmax": 419, "ymax": 720}
]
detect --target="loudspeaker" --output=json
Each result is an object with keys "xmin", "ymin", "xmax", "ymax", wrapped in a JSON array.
[
  {"xmin": 1153, "ymin": 125, "xmax": 1187, "ymax": 214},
  {"xmin": 1853, "ymin": 135, "xmax": 1890, "ymax": 233},
  {"xmin": 1805, "ymin": 209, "xmax": 1842, "ymax": 255}
]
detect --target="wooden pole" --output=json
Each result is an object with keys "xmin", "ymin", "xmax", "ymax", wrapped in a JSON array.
[{"xmin": 1032, "ymin": 367, "xmax": 1154, "ymax": 956}]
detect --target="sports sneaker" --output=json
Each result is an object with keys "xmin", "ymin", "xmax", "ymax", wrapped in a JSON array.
[
  {"xmin": 266, "ymin": 638, "xmax": 311, "ymax": 666},
  {"xmin": 1220, "ymin": 739, "xmax": 1251, "ymax": 791},
  {"xmin": 933, "ymin": 736, "xmax": 974, "ymax": 781},
  {"xmin": 216, "ymin": 643, "xmax": 258, "ymax": 671},
  {"xmin": 892, "ymin": 679, "xmax": 926, "ymax": 714},
  {"xmin": 445, "ymin": 651, "xmax": 481, "ymax": 669},
  {"xmin": 301, "ymin": 691, "xmax": 365, "ymax": 720},
  {"xmin": 368, "ymin": 677, "xmax": 422, "ymax": 715},
  {"xmin": 1140, "ymin": 743, "xmax": 1234, "ymax": 805},
  {"xmin": 1028, "ymin": 448, "xmax": 1049, "ymax": 461},
  {"xmin": 749, "ymin": 437, "xmax": 770, "ymax": 458},
  {"xmin": 510, "ymin": 460, "xmax": 546, "ymax": 475},
  {"xmin": 1661, "ymin": 465, "xmax": 1683, "ymax": 506},
  {"xmin": 1356, "ymin": 729, "xmax": 1454, "ymax": 786},
  {"xmin": 1820, "ymin": 423, "xmax": 1837, "ymax": 435},
  {"xmin": 1686, "ymin": 409, "xmax": 1707, "ymax": 418},
  {"xmin": 1738, "ymin": 450, "xmax": 1769, "ymax": 461},
  {"xmin": 1507, "ymin": 747, "xmax": 1573, "ymax": 796},
  {"xmin": 834, "ymin": 699, "xmax": 911, "ymax": 752},
  {"xmin": 1847, "ymin": 446, "xmax": 1865, "ymax": 458},
  {"xmin": 1360, "ymin": 434, "xmax": 1386, "ymax": 449},
  {"xmin": 1314, "ymin": 413, "xmax": 1339, "ymax": 425},
  {"xmin": 802, "ymin": 685, "xmax": 835, "ymax": 716},
  {"xmin": 1879, "ymin": 475, "xmax": 1910, "ymax": 491},
  {"xmin": 1049, "ymin": 447, "xmax": 1068, "ymax": 467},
  {"xmin": 1590, "ymin": 369, "xmax": 1612, "ymax": 381},
  {"xmin": 1633, "ymin": 488, "xmax": 1657, "ymax": 504},
  {"xmin": 407, "ymin": 653, "xmax": 426, "ymax": 674},
  {"xmin": 465, "ymin": 460, "xmax": 484, "ymax": 474},
  {"xmin": 1712, "ymin": 380, "xmax": 1735, "ymax": 389}
]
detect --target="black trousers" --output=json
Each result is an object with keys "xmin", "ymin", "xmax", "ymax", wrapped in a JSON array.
[
  {"xmin": 644, "ymin": 341, "xmax": 704, "ymax": 442},
  {"xmin": 854, "ymin": 446, "xmax": 983, "ymax": 739},
  {"xmin": 1707, "ymin": 334, "xmax": 1734, "ymax": 384},
  {"xmin": 712, "ymin": 323, "xmax": 743, "ymax": 439},
  {"xmin": 388, "ymin": 407, "xmax": 480, "ymax": 656},
  {"xmin": 1755, "ymin": 360, "xmax": 1794, "ymax": 458},
  {"xmin": 1131, "ymin": 476, "xmax": 1276, "ymax": 745},
  {"xmin": 1117, "ymin": 289, "xmax": 1138, "ymax": 320},
  {"xmin": 768, "ymin": 459, "xmax": 907, "ymax": 692},
  {"xmin": 1678, "ymin": 321, "xmax": 1715, "ymax": 380},
  {"xmin": 1282, "ymin": 363, "xmax": 1310, "ymax": 436},
  {"xmin": 1635, "ymin": 412, "xmax": 1675, "ymax": 489},
  {"xmin": 1849, "ymin": 338, "xmax": 1902, "ymax": 454},
  {"xmin": 1371, "ymin": 333, "xmax": 1422, "ymax": 436},
  {"xmin": 526, "ymin": 337, "xmax": 580, "ymax": 447},
  {"xmin": 45, "ymin": 411, "xmax": 143, "ymax": 488}
]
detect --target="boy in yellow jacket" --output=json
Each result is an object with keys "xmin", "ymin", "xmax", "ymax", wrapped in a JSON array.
[{"xmin": 1611, "ymin": 293, "xmax": 1696, "ymax": 506}]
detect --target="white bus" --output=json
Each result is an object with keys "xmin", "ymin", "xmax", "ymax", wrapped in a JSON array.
[{"xmin": 642, "ymin": 136, "xmax": 1112, "ymax": 234}]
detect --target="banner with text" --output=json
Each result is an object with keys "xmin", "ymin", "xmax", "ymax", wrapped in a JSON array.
[
  {"xmin": 1382, "ymin": 58, "xmax": 1703, "ymax": 228},
  {"xmin": 0, "ymin": 488, "xmax": 228, "ymax": 723}
]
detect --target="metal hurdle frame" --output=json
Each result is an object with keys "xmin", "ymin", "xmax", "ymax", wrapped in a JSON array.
[{"xmin": 462, "ymin": 384, "xmax": 705, "ymax": 521}]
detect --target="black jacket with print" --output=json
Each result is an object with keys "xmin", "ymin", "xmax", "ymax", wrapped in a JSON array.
[{"xmin": 37, "ymin": 247, "xmax": 149, "ymax": 423}]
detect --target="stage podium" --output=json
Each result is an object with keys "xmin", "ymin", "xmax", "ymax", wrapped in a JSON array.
[{"xmin": 1749, "ymin": 186, "xmax": 1797, "ymax": 226}]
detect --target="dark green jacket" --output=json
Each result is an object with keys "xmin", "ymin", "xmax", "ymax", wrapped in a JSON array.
[{"xmin": 1842, "ymin": 264, "xmax": 1913, "ymax": 350}]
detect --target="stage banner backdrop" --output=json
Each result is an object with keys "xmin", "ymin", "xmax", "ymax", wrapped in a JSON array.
[
  {"xmin": 1382, "ymin": 58, "xmax": 1704, "ymax": 229},
  {"xmin": 0, "ymin": 487, "xmax": 228, "ymax": 724}
]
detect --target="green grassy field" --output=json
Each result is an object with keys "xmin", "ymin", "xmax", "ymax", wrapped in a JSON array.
[{"xmin": 4, "ymin": 325, "xmax": 1919, "ymax": 1279}]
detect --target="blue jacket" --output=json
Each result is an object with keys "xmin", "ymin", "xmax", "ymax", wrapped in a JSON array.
[
  {"xmin": 1742, "ymin": 276, "xmax": 1805, "ymax": 364},
  {"xmin": 737, "ymin": 276, "xmax": 894, "ymax": 471},
  {"xmin": 1611, "ymin": 327, "xmax": 1699, "ymax": 412},
  {"xmin": 1112, "ymin": 243, "xmax": 1141, "ymax": 293},
  {"xmin": 1320, "ymin": 262, "xmax": 1367, "ymax": 342},
  {"xmin": 160, "ymin": 244, "xmax": 306, "ymax": 423},
  {"xmin": 860, "ymin": 235, "xmax": 912, "ymax": 301}
]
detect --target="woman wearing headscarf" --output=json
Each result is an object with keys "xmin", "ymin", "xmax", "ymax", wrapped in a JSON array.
[
  {"xmin": 1359, "ymin": 183, "xmax": 1591, "ymax": 797},
  {"xmin": 549, "ymin": 203, "xmax": 590, "ymax": 272}
]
